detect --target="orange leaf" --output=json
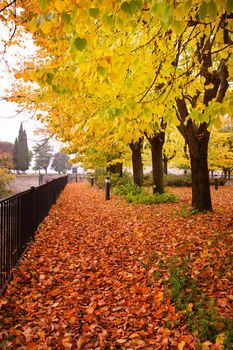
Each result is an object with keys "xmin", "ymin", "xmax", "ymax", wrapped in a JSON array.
[{"xmin": 26, "ymin": 343, "xmax": 38, "ymax": 350}]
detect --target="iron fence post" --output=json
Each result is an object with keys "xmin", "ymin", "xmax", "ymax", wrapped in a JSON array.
[
  {"xmin": 214, "ymin": 175, "xmax": 218, "ymax": 190},
  {"xmin": 105, "ymin": 177, "xmax": 110, "ymax": 200},
  {"xmin": 90, "ymin": 174, "xmax": 94, "ymax": 187}
]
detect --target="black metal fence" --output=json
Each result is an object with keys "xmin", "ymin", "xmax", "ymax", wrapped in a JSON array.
[{"xmin": 0, "ymin": 176, "xmax": 68, "ymax": 293}]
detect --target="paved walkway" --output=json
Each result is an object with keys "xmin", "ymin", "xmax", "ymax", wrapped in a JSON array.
[{"xmin": 1, "ymin": 183, "xmax": 232, "ymax": 349}]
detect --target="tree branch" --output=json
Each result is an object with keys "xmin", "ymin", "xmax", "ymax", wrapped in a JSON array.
[{"xmin": 0, "ymin": 0, "xmax": 16, "ymax": 14}]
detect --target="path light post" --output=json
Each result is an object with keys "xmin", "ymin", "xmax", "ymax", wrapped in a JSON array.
[
  {"xmin": 105, "ymin": 176, "xmax": 110, "ymax": 200},
  {"xmin": 90, "ymin": 174, "xmax": 94, "ymax": 187},
  {"xmin": 214, "ymin": 175, "xmax": 218, "ymax": 191}
]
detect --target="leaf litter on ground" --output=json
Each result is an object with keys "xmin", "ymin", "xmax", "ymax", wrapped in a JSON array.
[{"xmin": 0, "ymin": 183, "xmax": 232, "ymax": 349}]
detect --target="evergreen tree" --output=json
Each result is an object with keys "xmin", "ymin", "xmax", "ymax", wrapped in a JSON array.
[
  {"xmin": 51, "ymin": 152, "xmax": 71, "ymax": 174},
  {"xmin": 33, "ymin": 141, "xmax": 53, "ymax": 174},
  {"xmin": 14, "ymin": 123, "xmax": 30, "ymax": 172}
]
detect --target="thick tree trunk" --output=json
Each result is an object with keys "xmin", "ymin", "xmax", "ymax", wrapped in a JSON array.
[
  {"xmin": 184, "ymin": 124, "xmax": 212, "ymax": 212},
  {"xmin": 147, "ymin": 132, "xmax": 165, "ymax": 194},
  {"xmin": 177, "ymin": 98, "xmax": 213, "ymax": 212},
  {"xmin": 107, "ymin": 163, "xmax": 123, "ymax": 177},
  {"xmin": 129, "ymin": 138, "xmax": 144, "ymax": 186}
]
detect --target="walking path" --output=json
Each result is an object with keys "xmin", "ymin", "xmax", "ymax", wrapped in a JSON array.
[{"xmin": 1, "ymin": 183, "xmax": 232, "ymax": 349}]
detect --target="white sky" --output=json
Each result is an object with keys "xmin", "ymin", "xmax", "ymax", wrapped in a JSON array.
[{"xmin": 0, "ymin": 21, "xmax": 60, "ymax": 152}]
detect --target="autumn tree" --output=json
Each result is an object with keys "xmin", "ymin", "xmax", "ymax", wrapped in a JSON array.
[
  {"xmin": 209, "ymin": 128, "xmax": 233, "ymax": 179},
  {"xmin": 0, "ymin": 141, "xmax": 14, "ymax": 169},
  {"xmin": 0, "ymin": 141, "xmax": 13, "ymax": 154},
  {"xmin": 0, "ymin": 143, "xmax": 15, "ymax": 198},
  {"xmin": 6, "ymin": 0, "xmax": 233, "ymax": 210}
]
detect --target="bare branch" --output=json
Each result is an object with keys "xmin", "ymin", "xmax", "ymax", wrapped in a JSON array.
[
  {"xmin": 0, "ymin": 105, "xmax": 27, "ymax": 118},
  {"xmin": 131, "ymin": 28, "xmax": 162, "ymax": 53},
  {"xmin": 138, "ymin": 60, "xmax": 163, "ymax": 103},
  {"xmin": 0, "ymin": 0, "xmax": 16, "ymax": 14}
]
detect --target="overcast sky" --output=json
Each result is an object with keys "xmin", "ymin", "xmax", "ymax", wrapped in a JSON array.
[{"xmin": 0, "ymin": 22, "xmax": 60, "ymax": 151}]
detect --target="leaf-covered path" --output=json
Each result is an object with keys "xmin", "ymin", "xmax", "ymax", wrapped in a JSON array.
[{"xmin": 1, "ymin": 183, "xmax": 232, "ymax": 349}]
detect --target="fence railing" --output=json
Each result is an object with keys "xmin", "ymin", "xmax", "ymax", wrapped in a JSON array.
[{"xmin": 0, "ymin": 176, "xmax": 68, "ymax": 293}]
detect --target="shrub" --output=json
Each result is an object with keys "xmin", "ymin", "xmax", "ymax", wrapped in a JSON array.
[
  {"xmin": 209, "ymin": 178, "xmax": 227, "ymax": 186},
  {"xmin": 144, "ymin": 173, "xmax": 227, "ymax": 188},
  {"xmin": 113, "ymin": 183, "xmax": 177, "ymax": 204},
  {"xmin": 143, "ymin": 173, "xmax": 153, "ymax": 187},
  {"xmin": 0, "ymin": 168, "xmax": 14, "ymax": 199},
  {"xmin": 164, "ymin": 174, "xmax": 192, "ymax": 187},
  {"xmin": 92, "ymin": 169, "xmax": 133, "ymax": 189},
  {"xmin": 143, "ymin": 173, "xmax": 193, "ymax": 187}
]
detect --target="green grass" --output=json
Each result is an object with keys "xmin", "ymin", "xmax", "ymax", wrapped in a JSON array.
[{"xmin": 166, "ymin": 256, "xmax": 233, "ymax": 347}]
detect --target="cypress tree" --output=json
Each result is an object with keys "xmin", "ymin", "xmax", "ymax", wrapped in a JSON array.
[{"xmin": 15, "ymin": 123, "xmax": 30, "ymax": 172}]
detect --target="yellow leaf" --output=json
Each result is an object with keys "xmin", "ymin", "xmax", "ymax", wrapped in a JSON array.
[
  {"xmin": 178, "ymin": 341, "xmax": 185, "ymax": 350},
  {"xmin": 54, "ymin": 0, "xmax": 66, "ymax": 12},
  {"xmin": 201, "ymin": 341, "xmax": 212, "ymax": 349},
  {"xmin": 40, "ymin": 21, "xmax": 52, "ymax": 34},
  {"xmin": 75, "ymin": 0, "xmax": 90, "ymax": 8},
  {"xmin": 205, "ymin": 83, "xmax": 214, "ymax": 90},
  {"xmin": 26, "ymin": 18, "xmax": 38, "ymax": 33},
  {"xmin": 187, "ymin": 303, "xmax": 193, "ymax": 312},
  {"xmin": 154, "ymin": 291, "xmax": 163, "ymax": 303},
  {"xmin": 220, "ymin": 50, "xmax": 229, "ymax": 59},
  {"xmin": 129, "ymin": 333, "xmax": 140, "ymax": 339},
  {"xmin": 215, "ymin": 332, "xmax": 225, "ymax": 346}
]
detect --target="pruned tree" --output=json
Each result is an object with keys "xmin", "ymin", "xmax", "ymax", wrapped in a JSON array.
[
  {"xmin": 33, "ymin": 141, "xmax": 53, "ymax": 174},
  {"xmin": 51, "ymin": 152, "xmax": 71, "ymax": 174}
]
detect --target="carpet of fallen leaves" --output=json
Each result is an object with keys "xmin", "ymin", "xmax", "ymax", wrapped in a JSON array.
[{"xmin": 0, "ymin": 183, "xmax": 232, "ymax": 350}]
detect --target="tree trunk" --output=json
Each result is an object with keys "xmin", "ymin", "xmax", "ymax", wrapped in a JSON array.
[
  {"xmin": 129, "ymin": 138, "xmax": 144, "ymax": 186},
  {"xmin": 177, "ymin": 98, "xmax": 213, "ymax": 212},
  {"xmin": 189, "ymin": 139, "xmax": 212, "ymax": 211},
  {"xmin": 211, "ymin": 170, "xmax": 214, "ymax": 179},
  {"xmin": 146, "ymin": 132, "xmax": 165, "ymax": 194},
  {"xmin": 163, "ymin": 157, "xmax": 168, "ymax": 175},
  {"xmin": 223, "ymin": 168, "xmax": 227, "ymax": 179},
  {"xmin": 180, "ymin": 120, "xmax": 212, "ymax": 212}
]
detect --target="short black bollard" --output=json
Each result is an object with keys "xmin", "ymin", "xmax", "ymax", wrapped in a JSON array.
[
  {"xmin": 90, "ymin": 174, "xmax": 94, "ymax": 187},
  {"xmin": 214, "ymin": 176, "xmax": 218, "ymax": 190},
  {"xmin": 105, "ymin": 177, "xmax": 110, "ymax": 200}
]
